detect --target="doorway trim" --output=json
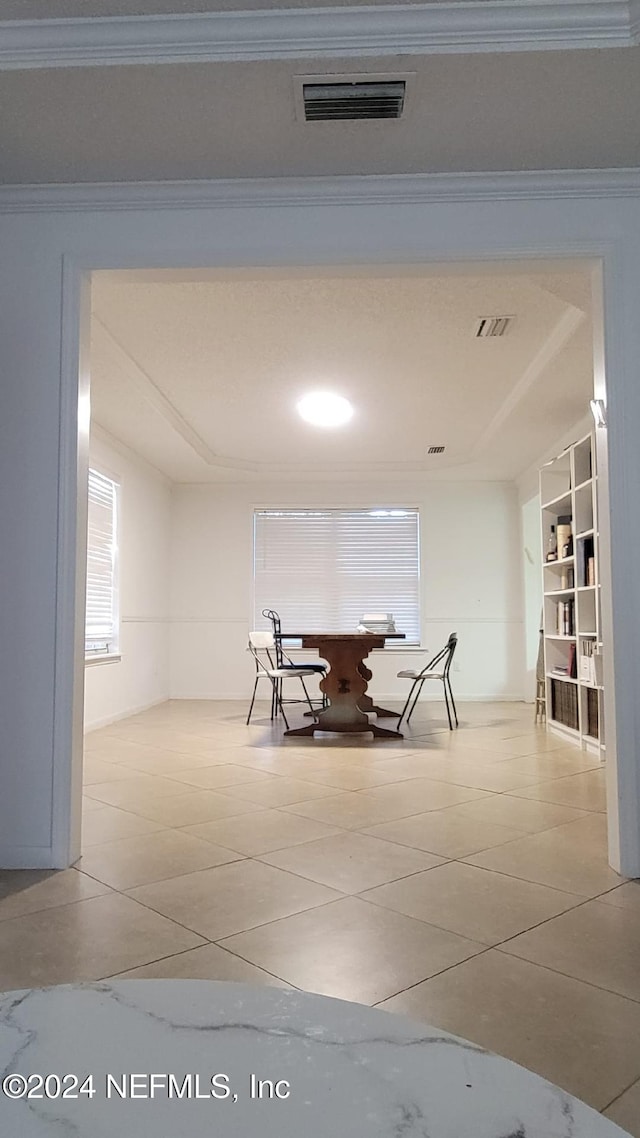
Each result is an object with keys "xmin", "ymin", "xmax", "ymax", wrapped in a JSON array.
[{"xmin": 2, "ymin": 169, "xmax": 638, "ymax": 875}]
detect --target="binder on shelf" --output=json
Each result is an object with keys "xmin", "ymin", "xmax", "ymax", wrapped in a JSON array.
[{"xmin": 579, "ymin": 640, "xmax": 597, "ymax": 685}]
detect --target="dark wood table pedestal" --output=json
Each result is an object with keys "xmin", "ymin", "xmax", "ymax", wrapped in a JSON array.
[
  {"xmin": 357, "ymin": 657, "xmax": 402, "ymax": 719},
  {"xmin": 281, "ymin": 633, "xmax": 404, "ymax": 739}
]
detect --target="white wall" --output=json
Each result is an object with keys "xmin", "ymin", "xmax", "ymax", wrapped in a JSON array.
[
  {"xmin": 169, "ymin": 479, "xmax": 524, "ymax": 704},
  {"xmin": 83, "ymin": 430, "xmax": 172, "ymax": 730}
]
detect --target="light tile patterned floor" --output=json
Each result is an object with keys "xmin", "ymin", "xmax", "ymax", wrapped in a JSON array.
[{"xmin": 1, "ymin": 699, "xmax": 639, "ymax": 1131}]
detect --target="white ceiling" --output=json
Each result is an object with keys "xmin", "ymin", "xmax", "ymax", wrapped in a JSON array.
[
  {"xmin": 2, "ymin": 46, "xmax": 639, "ymax": 185},
  {"xmin": 1, "ymin": 0, "xmax": 639, "ymax": 184},
  {"xmin": 89, "ymin": 263, "xmax": 594, "ymax": 483},
  {"xmin": 3, "ymin": 53, "xmax": 640, "ymax": 189}
]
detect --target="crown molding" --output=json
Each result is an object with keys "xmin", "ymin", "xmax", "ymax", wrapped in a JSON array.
[
  {"xmin": 472, "ymin": 304, "xmax": 586, "ymax": 455},
  {"xmin": 1, "ymin": 168, "xmax": 640, "ymax": 214},
  {"xmin": 93, "ymin": 318, "xmax": 221, "ymax": 467},
  {"xmin": 91, "ymin": 421, "xmax": 172, "ymax": 485},
  {"xmin": 0, "ymin": 1, "xmax": 638, "ymax": 71}
]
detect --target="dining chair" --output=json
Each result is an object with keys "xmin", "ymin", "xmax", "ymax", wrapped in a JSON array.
[
  {"xmin": 396, "ymin": 633, "xmax": 459, "ymax": 730},
  {"xmin": 246, "ymin": 631, "xmax": 319, "ymax": 730},
  {"xmin": 261, "ymin": 608, "xmax": 328, "ymax": 710}
]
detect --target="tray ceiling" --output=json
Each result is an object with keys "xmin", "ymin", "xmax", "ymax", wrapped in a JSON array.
[{"xmin": 89, "ymin": 263, "xmax": 594, "ymax": 483}]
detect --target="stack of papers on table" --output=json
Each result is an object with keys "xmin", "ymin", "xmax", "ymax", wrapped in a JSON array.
[{"xmin": 357, "ymin": 613, "xmax": 396, "ymax": 634}]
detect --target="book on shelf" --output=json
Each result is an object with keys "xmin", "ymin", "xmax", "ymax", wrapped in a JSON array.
[
  {"xmin": 579, "ymin": 535, "xmax": 595, "ymax": 587},
  {"xmin": 586, "ymin": 687, "xmax": 599, "ymax": 738},
  {"xmin": 551, "ymin": 645, "xmax": 576, "ymax": 680},
  {"xmin": 560, "ymin": 566, "xmax": 574, "ymax": 589},
  {"xmin": 555, "ymin": 599, "xmax": 575, "ymax": 636},
  {"xmin": 550, "ymin": 677, "xmax": 579, "ymax": 731}
]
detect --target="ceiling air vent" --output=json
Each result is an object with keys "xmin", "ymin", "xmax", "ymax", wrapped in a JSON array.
[
  {"xmin": 427, "ymin": 446, "xmax": 446, "ymax": 455},
  {"xmin": 301, "ymin": 79, "xmax": 406, "ymax": 121},
  {"xmin": 475, "ymin": 316, "xmax": 513, "ymax": 338}
]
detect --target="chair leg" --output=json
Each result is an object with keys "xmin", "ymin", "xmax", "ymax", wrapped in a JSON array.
[
  {"xmin": 407, "ymin": 678, "xmax": 428, "ymax": 723},
  {"xmin": 447, "ymin": 678, "xmax": 458, "ymax": 727},
  {"xmin": 397, "ymin": 681, "xmax": 418, "ymax": 727},
  {"xmin": 442, "ymin": 679, "xmax": 453, "ymax": 730},
  {"xmin": 405, "ymin": 682, "xmax": 421, "ymax": 719},
  {"xmin": 246, "ymin": 676, "xmax": 260, "ymax": 725},
  {"xmin": 398, "ymin": 678, "xmax": 423, "ymax": 723},
  {"xmin": 299, "ymin": 676, "xmax": 317, "ymax": 718},
  {"xmin": 273, "ymin": 678, "xmax": 290, "ymax": 729}
]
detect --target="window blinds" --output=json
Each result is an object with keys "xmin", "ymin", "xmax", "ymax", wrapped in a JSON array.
[
  {"xmin": 85, "ymin": 468, "xmax": 118, "ymax": 653},
  {"xmin": 254, "ymin": 508, "xmax": 420, "ymax": 644}
]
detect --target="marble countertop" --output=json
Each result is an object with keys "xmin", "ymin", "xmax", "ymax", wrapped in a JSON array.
[{"xmin": 0, "ymin": 980, "xmax": 630, "ymax": 1136}]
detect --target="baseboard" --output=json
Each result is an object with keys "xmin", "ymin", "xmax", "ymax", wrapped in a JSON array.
[
  {"xmin": 83, "ymin": 695, "xmax": 169, "ymax": 732},
  {"xmin": 0, "ymin": 845, "xmax": 58, "ymax": 869},
  {"xmin": 168, "ymin": 692, "xmax": 527, "ymax": 703},
  {"xmin": 169, "ymin": 692, "xmax": 251, "ymax": 702},
  {"xmin": 370, "ymin": 693, "xmax": 526, "ymax": 703}
]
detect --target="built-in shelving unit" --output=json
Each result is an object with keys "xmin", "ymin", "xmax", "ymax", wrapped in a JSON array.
[{"xmin": 540, "ymin": 432, "xmax": 604, "ymax": 757}]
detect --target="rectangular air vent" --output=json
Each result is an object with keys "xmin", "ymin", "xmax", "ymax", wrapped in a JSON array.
[
  {"xmin": 475, "ymin": 316, "xmax": 513, "ymax": 338},
  {"xmin": 302, "ymin": 80, "xmax": 406, "ymax": 121},
  {"xmin": 428, "ymin": 446, "xmax": 446, "ymax": 454}
]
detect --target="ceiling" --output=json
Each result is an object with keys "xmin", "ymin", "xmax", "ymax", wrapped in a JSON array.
[
  {"xmin": 0, "ymin": 2, "xmax": 610, "ymax": 471},
  {"xmin": 1, "ymin": 45, "xmax": 640, "ymax": 183},
  {"xmin": 89, "ymin": 263, "xmax": 594, "ymax": 483}
]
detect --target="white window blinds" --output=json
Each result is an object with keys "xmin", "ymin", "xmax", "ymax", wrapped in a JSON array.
[
  {"xmin": 254, "ymin": 508, "xmax": 420, "ymax": 643},
  {"xmin": 85, "ymin": 468, "xmax": 119, "ymax": 655}
]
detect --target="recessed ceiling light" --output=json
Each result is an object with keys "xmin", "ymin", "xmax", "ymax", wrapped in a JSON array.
[{"xmin": 297, "ymin": 391, "xmax": 354, "ymax": 428}]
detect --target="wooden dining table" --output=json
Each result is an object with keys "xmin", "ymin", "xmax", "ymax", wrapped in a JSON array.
[{"xmin": 279, "ymin": 631, "xmax": 405, "ymax": 738}]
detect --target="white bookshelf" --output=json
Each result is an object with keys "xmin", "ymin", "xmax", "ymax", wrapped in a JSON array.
[{"xmin": 540, "ymin": 432, "xmax": 604, "ymax": 758}]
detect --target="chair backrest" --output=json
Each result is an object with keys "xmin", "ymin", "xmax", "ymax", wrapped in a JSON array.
[
  {"xmin": 248, "ymin": 630, "xmax": 276, "ymax": 672},
  {"xmin": 262, "ymin": 609, "xmax": 285, "ymax": 667},
  {"xmin": 419, "ymin": 632, "xmax": 457, "ymax": 677},
  {"xmin": 442, "ymin": 632, "xmax": 457, "ymax": 678}
]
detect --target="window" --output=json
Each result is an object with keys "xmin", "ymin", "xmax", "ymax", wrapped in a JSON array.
[
  {"xmin": 253, "ymin": 508, "xmax": 420, "ymax": 643},
  {"xmin": 85, "ymin": 468, "xmax": 120, "ymax": 658}
]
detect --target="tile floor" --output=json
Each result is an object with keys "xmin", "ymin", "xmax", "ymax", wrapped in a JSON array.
[{"xmin": 1, "ymin": 698, "xmax": 639, "ymax": 1132}]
